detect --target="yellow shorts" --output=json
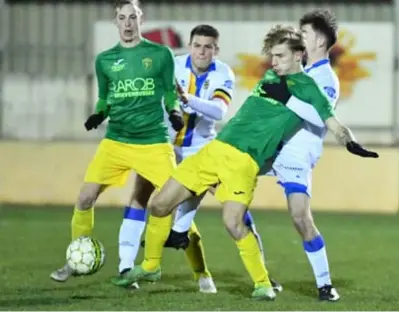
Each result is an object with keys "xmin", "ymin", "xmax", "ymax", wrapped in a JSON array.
[
  {"xmin": 172, "ymin": 140, "xmax": 259, "ymax": 206},
  {"xmin": 84, "ymin": 139, "xmax": 176, "ymax": 189}
]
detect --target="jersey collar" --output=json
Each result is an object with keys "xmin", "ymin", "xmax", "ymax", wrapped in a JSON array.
[
  {"xmin": 185, "ymin": 55, "xmax": 216, "ymax": 74},
  {"xmin": 304, "ymin": 58, "xmax": 330, "ymax": 73}
]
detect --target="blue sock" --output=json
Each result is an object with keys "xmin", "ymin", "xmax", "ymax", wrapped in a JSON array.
[{"xmin": 243, "ymin": 211, "xmax": 254, "ymax": 228}]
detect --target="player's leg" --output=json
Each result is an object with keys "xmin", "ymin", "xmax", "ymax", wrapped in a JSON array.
[
  {"xmin": 153, "ymin": 192, "xmax": 217, "ymax": 293},
  {"xmin": 51, "ymin": 139, "xmax": 131, "ymax": 282},
  {"xmin": 287, "ymin": 192, "xmax": 339, "ymax": 301},
  {"xmin": 121, "ymin": 142, "xmax": 219, "ymax": 286},
  {"xmin": 118, "ymin": 174, "xmax": 154, "ymax": 275},
  {"xmin": 143, "ymin": 188, "xmax": 216, "ymax": 293},
  {"xmin": 273, "ymin": 155, "xmax": 339, "ymax": 301},
  {"xmin": 237, "ymin": 158, "xmax": 282, "ymax": 292},
  {"xmin": 50, "ymin": 182, "xmax": 105, "ymax": 282},
  {"xmin": 215, "ymin": 141, "xmax": 276, "ymax": 300},
  {"xmin": 221, "ymin": 200, "xmax": 275, "ymax": 300},
  {"xmin": 164, "ymin": 198, "xmax": 200, "ymax": 248},
  {"xmin": 179, "ymin": 196, "xmax": 216, "ymax": 294},
  {"xmin": 114, "ymin": 177, "xmax": 195, "ymax": 286}
]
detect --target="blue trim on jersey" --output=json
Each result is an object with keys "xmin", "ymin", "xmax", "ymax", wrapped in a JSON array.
[
  {"xmin": 182, "ymin": 55, "xmax": 216, "ymax": 147},
  {"xmin": 185, "ymin": 55, "xmax": 216, "ymax": 71},
  {"xmin": 303, "ymin": 235, "xmax": 325, "ymax": 252},
  {"xmin": 123, "ymin": 206, "xmax": 146, "ymax": 221},
  {"xmin": 304, "ymin": 58, "xmax": 330, "ymax": 73}
]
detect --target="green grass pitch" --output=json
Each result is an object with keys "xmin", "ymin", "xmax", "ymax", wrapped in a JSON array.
[{"xmin": 0, "ymin": 204, "xmax": 398, "ymax": 310}]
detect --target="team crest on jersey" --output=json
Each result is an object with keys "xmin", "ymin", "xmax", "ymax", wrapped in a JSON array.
[
  {"xmin": 203, "ymin": 80, "xmax": 210, "ymax": 90},
  {"xmin": 142, "ymin": 58, "xmax": 152, "ymax": 70},
  {"xmin": 324, "ymin": 86, "xmax": 337, "ymax": 99}
]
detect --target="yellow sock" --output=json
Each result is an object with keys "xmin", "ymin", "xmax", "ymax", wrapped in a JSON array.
[
  {"xmin": 184, "ymin": 222, "xmax": 212, "ymax": 280},
  {"xmin": 236, "ymin": 231, "xmax": 271, "ymax": 288},
  {"xmin": 142, "ymin": 214, "xmax": 172, "ymax": 272},
  {"xmin": 71, "ymin": 206, "xmax": 94, "ymax": 240}
]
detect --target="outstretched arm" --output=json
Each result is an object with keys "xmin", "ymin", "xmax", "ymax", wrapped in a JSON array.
[{"xmin": 325, "ymin": 116, "xmax": 379, "ymax": 158}]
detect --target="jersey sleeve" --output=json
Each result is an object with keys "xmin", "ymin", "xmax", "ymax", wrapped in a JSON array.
[
  {"xmin": 211, "ymin": 67, "xmax": 235, "ymax": 106},
  {"xmin": 161, "ymin": 47, "xmax": 179, "ymax": 113},
  {"xmin": 307, "ymin": 83, "xmax": 336, "ymax": 121},
  {"xmin": 95, "ymin": 55, "xmax": 108, "ymax": 101},
  {"xmin": 286, "ymin": 78, "xmax": 336, "ymax": 127},
  {"xmin": 314, "ymin": 74, "xmax": 340, "ymax": 108}
]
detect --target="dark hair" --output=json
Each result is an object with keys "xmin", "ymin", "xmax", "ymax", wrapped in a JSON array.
[
  {"xmin": 189, "ymin": 25, "xmax": 219, "ymax": 43},
  {"xmin": 299, "ymin": 9, "xmax": 338, "ymax": 50},
  {"xmin": 262, "ymin": 24, "xmax": 305, "ymax": 55}
]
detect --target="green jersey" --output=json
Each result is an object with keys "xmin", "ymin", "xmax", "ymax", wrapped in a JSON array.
[
  {"xmin": 95, "ymin": 39, "xmax": 179, "ymax": 144},
  {"xmin": 216, "ymin": 69, "xmax": 335, "ymax": 167}
]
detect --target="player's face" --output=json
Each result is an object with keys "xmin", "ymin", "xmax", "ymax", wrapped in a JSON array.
[
  {"xmin": 301, "ymin": 24, "xmax": 318, "ymax": 54},
  {"xmin": 301, "ymin": 23, "xmax": 327, "ymax": 56},
  {"xmin": 115, "ymin": 4, "xmax": 142, "ymax": 42},
  {"xmin": 189, "ymin": 35, "xmax": 219, "ymax": 72},
  {"xmin": 270, "ymin": 43, "xmax": 302, "ymax": 75}
]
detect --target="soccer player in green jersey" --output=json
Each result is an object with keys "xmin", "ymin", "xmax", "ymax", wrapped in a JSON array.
[
  {"xmin": 50, "ymin": 0, "xmax": 184, "ymax": 282},
  {"xmin": 119, "ymin": 25, "xmax": 378, "ymax": 299}
]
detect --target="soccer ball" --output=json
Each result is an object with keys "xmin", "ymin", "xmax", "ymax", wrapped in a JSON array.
[{"xmin": 66, "ymin": 236, "xmax": 106, "ymax": 275}]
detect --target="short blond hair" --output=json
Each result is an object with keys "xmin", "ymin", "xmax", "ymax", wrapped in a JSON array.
[{"xmin": 262, "ymin": 24, "xmax": 305, "ymax": 55}]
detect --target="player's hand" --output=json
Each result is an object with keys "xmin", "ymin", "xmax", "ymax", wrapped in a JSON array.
[
  {"xmin": 346, "ymin": 141, "xmax": 379, "ymax": 158},
  {"xmin": 84, "ymin": 112, "xmax": 106, "ymax": 131},
  {"xmin": 169, "ymin": 109, "xmax": 185, "ymax": 132},
  {"xmin": 175, "ymin": 79, "xmax": 188, "ymax": 104}
]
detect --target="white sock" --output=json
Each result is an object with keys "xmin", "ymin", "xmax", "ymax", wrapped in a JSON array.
[
  {"xmin": 118, "ymin": 207, "xmax": 146, "ymax": 273},
  {"xmin": 172, "ymin": 195, "xmax": 203, "ymax": 233},
  {"xmin": 303, "ymin": 235, "xmax": 332, "ymax": 288}
]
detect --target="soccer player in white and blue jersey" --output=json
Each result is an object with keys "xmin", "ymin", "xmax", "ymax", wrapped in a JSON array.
[{"xmin": 257, "ymin": 9, "xmax": 341, "ymax": 301}]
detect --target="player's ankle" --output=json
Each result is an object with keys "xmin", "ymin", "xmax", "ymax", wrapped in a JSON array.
[
  {"xmin": 255, "ymin": 280, "xmax": 272, "ymax": 289},
  {"xmin": 194, "ymin": 271, "xmax": 212, "ymax": 280},
  {"xmin": 141, "ymin": 262, "xmax": 161, "ymax": 273}
]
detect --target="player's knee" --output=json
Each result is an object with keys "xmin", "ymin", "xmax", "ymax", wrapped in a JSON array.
[
  {"xmin": 77, "ymin": 184, "xmax": 102, "ymax": 210},
  {"xmin": 287, "ymin": 191, "xmax": 318, "ymax": 239},
  {"xmin": 290, "ymin": 206, "xmax": 318, "ymax": 240},
  {"xmin": 77, "ymin": 193, "xmax": 96, "ymax": 210},
  {"xmin": 148, "ymin": 195, "xmax": 169, "ymax": 217},
  {"xmin": 223, "ymin": 214, "xmax": 247, "ymax": 240}
]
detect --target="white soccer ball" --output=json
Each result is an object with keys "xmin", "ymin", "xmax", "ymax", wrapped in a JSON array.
[{"xmin": 66, "ymin": 236, "xmax": 106, "ymax": 275}]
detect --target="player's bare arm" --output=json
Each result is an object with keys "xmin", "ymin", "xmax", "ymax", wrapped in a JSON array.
[{"xmin": 325, "ymin": 116, "xmax": 379, "ymax": 158}]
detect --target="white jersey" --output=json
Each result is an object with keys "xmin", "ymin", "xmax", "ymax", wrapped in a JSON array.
[
  {"xmin": 170, "ymin": 54, "xmax": 235, "ymax": 161},
  {"xmin": 260, "ymin": 59, "xmax": 339, "ymax": 197},
  {"xmin": 281, "ymin": 59, "xmax": 340, "ymax": 167}
]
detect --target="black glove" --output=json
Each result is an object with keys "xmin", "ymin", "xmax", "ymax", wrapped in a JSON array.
[
  {"xmin": 84, "ymin": 112, "xmax": 106, "ymax": 131},
  {"xmin": 169, "ymin": 109, "xmax": 184, "ymax": 132},
  {"xmin": 346, "ymin": 141, "xmax": 379, "ymax": 158}
]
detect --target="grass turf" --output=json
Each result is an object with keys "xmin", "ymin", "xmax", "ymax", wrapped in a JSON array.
[{"xmin": 0, "ymin": 204, "xmax": 397, "ymax": 310}]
